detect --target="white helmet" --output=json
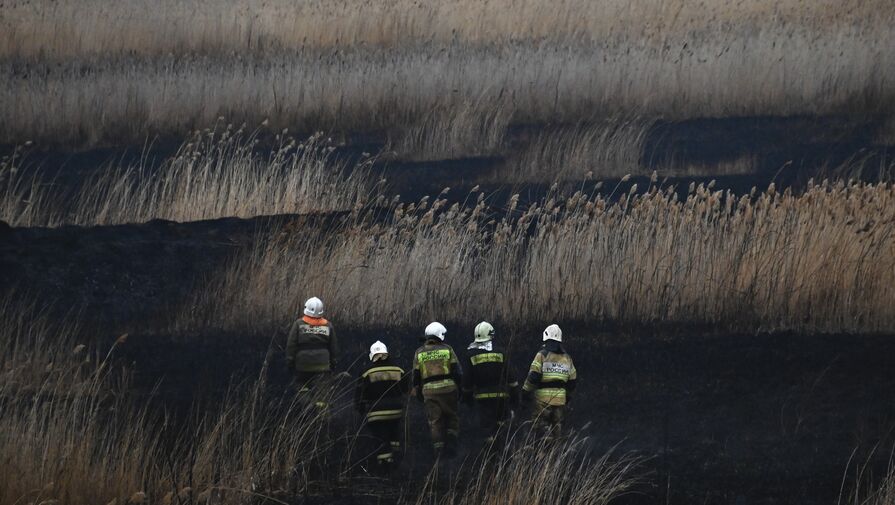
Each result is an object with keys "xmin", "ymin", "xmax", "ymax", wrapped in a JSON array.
[
  {"xmin": 425, "ymin": 322, "xmax": 447, "ymax": 341},
  {"xmin": 474, "ymin": 321, "xmax": 495, "ymax": 343},
  {"xmin": 369, "ymin": 340, "xmax": 388, "ymax": 361},
  {"xmin": 303, "ymin": 297, "xmax": 324, "ymax": 317},
  {"xmin": 542, "ymin": 324, "xmax": 562, "ymax": 342}
]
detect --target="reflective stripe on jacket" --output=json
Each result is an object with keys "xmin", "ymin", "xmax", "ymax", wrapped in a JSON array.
[
  {"xmin": 462, "ymin": 346, "xmax": 519, "ymax": 400},
  {"xmin": 522, "ymin": 345, "xmax": 577, "ymax": 406},
  {"xmin": 355, "ymin": 357, "xmax": 408, "ymax": 421},
  {"xmin": 412, "ymin": 340, "xmax": 462, "ymax": 396}
]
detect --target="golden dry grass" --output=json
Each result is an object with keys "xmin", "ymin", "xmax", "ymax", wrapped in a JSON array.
[
  {"xmin": 1, "ymin": 0, "xmax": 885, "ymax": 60},
  {"xmin": 0, "ymin": 296, "xmax": 636, "ymax": 504},
  {"xmin": 497, "ymin": 118, "xmax": 652, "ymax": 183},
  {"xmin": 181, "ymin": 180, "xmax": 895, "ymax": 334},
  {"xmin": 413, "ymin": 433, "xmax": 639, "ymax": 505},
  {"xmin": 1, "ymin": 0, "xmax": 892, "ymax": 146},
  {"xmin": 0, "ymin": 125, "xmax": 374, "ymax": 227}
]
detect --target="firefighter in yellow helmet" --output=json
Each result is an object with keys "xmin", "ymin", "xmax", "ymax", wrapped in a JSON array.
[
  {"xmin": 355, "ymin": 341, "xmax": 409, "ymax": 472},
  {"xmin": 286, "ymin": 297, "xmax": 337, "ymax": 407},
  {"xmin": 412, "ymin": 322, "xmax": 463, "ymax": 458},
  {"xmin": 462, "ymin": 321, "xmax": 520, "ymax": 445},
  {"xmin": 522, "ymin": 324, "xmax": 577, "ymax": 437}
]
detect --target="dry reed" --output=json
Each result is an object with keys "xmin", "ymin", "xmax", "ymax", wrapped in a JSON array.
[
  {"xmin": 498, "ymin": 118, "xmax": 651, "ymax": 183},
  {"xmin": 1, "ymin": 0, "xmax": 892, "ymax": 146},
  {"xmin": 1, "ymin": 0, "xmax": 886, "ymax": 60},
  {"xmin": 413, "ymin": 433, "xmax": 639, "ymax": 505},
  {"xmin": 180, "ymin": 180, "xmax": 895, "ymax": 335},
  {"xmin": 0, "ymin": 125, "xmax": 374, "ymax": 227}
]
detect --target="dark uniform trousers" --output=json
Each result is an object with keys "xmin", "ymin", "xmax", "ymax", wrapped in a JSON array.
[
  {"xmin": 424, "ymin": 390, "xmax": 460, "ymax": 451},
  {"xmin": 367, "ymin": 417, "xmax": 403, "ymax": 465},
  {"xmin": 476, "ymin": 397, "xmax": 510, "ymax": 442}
]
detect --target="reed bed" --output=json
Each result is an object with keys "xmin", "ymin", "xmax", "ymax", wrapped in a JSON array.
[
  {"xmin": 181, "ymin": 180, "xmax": 895, "ymax": 335},
  {"xmin": 0, "ymin": 295, "xmax": 346, "ymax": 505},
  {"xmin": 413, "ymin": 433, "xmax": 638, "ymax": 505},
  {"xmin": 0, "ymin": 126, "xmax": 373, "ymax": 227},
  {"xmin": 1, "ymin": 0, "xmax": 885, "ymax": 60},
  {"xmin": 0, "ymin": 296, "xmax": 635, "ymax": 504},
  {"xmin": 390, "ymin": 97, "xmax": 512, "ymax": 161},
  {"xmin": 498, "ymin": 118, "xmax": 652, "ymax": 183},
  {"xmin": 2, "ymin": 9, "xmax": 893, "ymax": 146}
]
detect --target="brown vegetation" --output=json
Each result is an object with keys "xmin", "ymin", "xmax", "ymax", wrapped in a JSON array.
[
  {"xmin": 2, "ymin": 0, "xmax": 893, "ymax": 146},
  {"xmin": 1, "ymin": 0, "xmax": 886, "ymax": 60},
  {"xmin": 0, "ymin": 294, "xmax": 635, "ymax": 504},
  {"xmin": 180, "ymin": 180, "xmax": 895, "ymax": 335},
  {"xmin": 0, "ymin": 126, "xmax": 373, "ymax": 227}
]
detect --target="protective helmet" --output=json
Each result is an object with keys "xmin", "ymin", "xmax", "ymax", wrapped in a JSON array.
[
  {"xmin": 425, "ymin": 322, "xmax": 447, "ymax": 341},
  {"xmin": 474, "ymin": 321, "xmax": 495, "ymax": 343},
  {"xmin": 369, "ymin": 340, "xmax": 388, "ymax": 361},
  {"xmin": 303, "ymin": 297, "xmax": 324, "ymax": 317},
  {"xmin": 542, "ymin": 324, "xmax": 562, "ymax": 342}
]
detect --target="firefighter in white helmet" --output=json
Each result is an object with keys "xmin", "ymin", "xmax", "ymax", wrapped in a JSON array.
[
  {"xmin": 412, "ymin": 322, "xmax": 463, "ymax": 458},
  {"xmin": 462, "ymin": 321, "xmax": 520, "ymax": 444},
  {"xmin": 286, "ymin": 297, "xmax": 338, "ymax": 405},
  {"xmin": 522, "ymin": 324, "xmax": 577, "ymax": 437},
  {"xmin": 355, "ymin": 341, "xmax": 408, "ymax": 471}
]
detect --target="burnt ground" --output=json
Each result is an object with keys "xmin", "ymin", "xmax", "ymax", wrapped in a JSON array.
[
  {"xmin": 3, "ymin": 214, "xmax": 895, "ymax": 504},
  {"xmin": 6, "ymin": 114, "xmax": 893, "ymax": 206},
  {"xmin": 3, "ymin": 115, "xmax": 895, "ymax": 503}
]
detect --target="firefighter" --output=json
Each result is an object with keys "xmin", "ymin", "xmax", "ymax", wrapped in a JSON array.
[
  {"xmin": 462, "ymin": 321, "xmax": 519, "ymax": 444},
  {"xmin": 286, "ymin": 297, "xmax": 338, "ymax": 406},
  {"xmin": 522, "ymin": 324, "xmax": 577, "ymax": 438},
  {"xmin": 355, "ymin": 341, "xmax": 408, "ymax": 471},
  {"xmin": 412, "ymin": 322, "xmax": 463, "ymax": 458}
]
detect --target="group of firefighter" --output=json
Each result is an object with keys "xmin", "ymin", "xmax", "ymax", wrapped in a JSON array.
[{"xmin": 286, "ymin": 297, "xmax": 578, "ymax": 469}]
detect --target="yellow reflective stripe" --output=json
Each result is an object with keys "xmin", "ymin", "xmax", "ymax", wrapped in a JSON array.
[
  {"xmin": 376, "ymin": 453, "xmax": 394, "ymax": 460},
  {"xmin": 367, "ymin": 409, "xmax": 403, "ymax": 421},
  {"xmin": 418, "ymin": 349, "xmax": 452, "ymax": 379},
  {"xmin": 422, "ymin": 379, "xmax": 456, "ymax": 390},
  {"xmin": 471, "ymin": 353, "xmax": 504, "ymax": 365},
  {"xmin": 529, "ymin": 358, "xmax": 542, "ymax": 372},
  {"xmin": 474, "ymin": 392, "xmax": 509, "ymax": 399},
  {"xmin": 541, "ymin": 373, "xmax": 569, "ymax": 381},
  {"xmin": 362, "ymin": 366, "xmax": 404, "ymax": 378},
  {"xmin": 535, "ymin": 388, "xmax": 566, "ymax": 399}
]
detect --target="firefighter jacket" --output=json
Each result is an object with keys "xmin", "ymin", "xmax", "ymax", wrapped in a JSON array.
[
  {"xmin": 462, "ymin": 342, "xmax": 519, "ymax": 401},
  {"xmin": 522, "ymin": 340, "xmax": 577, "ymax": 406},
  {"xmin": 412, "ymin": 339, "xmax": 463, "ymax": 398},
  {"xmin": 286, "ymin": 315, "xmax": 337, "ymax": 373},
  {"xmin": 354, "ymin": 356, "xmax": 409, "ymax": 422}
]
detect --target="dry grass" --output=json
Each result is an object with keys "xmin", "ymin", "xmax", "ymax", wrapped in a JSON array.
[
  {"xmin": 1, "ymin": 0, "xmax": 893, "ymax": 146},
  {"xmin": 0, "ymin": 294, "xmax": 347, "ymax": 505},
  {"xmin": 498, "ymin": 118, "xmax": 652, "ymax": 183},
  {"xmin": 0, "ymin": 296, "xmax": 636, "ymax": 504},
  {"xmin": 414, "ymin": 433, "xmax": 639, "ymax": 505},
  {"xmin": 389, "ymin": 97, "xmax": 512, "ymax": 161},
  {"xmin": 180, "ymin": 180, "xmax": 895, "ymax": 335},
  {"xmin": 1, "ymin": 0, "xmax": 885, "ymax": 60},
  {"xmin": 0, "ymin": 125, "xmax": 374, "ymax": 227}
]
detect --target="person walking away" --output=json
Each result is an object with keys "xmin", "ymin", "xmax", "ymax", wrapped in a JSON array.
[
  {"xmin": 355, "ymin": 340, "xmax": 408, "ymax": 472},
  {"xmin": 412, "ymin": 322, "xmax": 463, "ymax": 458},
  {"xmin": 286, "ymin": 297, "xmax": 337, "ymax": 407},
  {"xmin": 522, "ymin": 324, "xmax": 576, "ymax": 439},
  {"xmin": 462, "ymin": 321, "xmax": 519, "ymax": 445}
]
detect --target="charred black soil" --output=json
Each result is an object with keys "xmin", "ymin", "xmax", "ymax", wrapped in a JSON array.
[
  {"xmin": 4, "ymin": 115, "xmax": 894, "ymax": 504},
  {"xmin": 3, "ymin": 214, "xmax": 895, "ymax": 504}
]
